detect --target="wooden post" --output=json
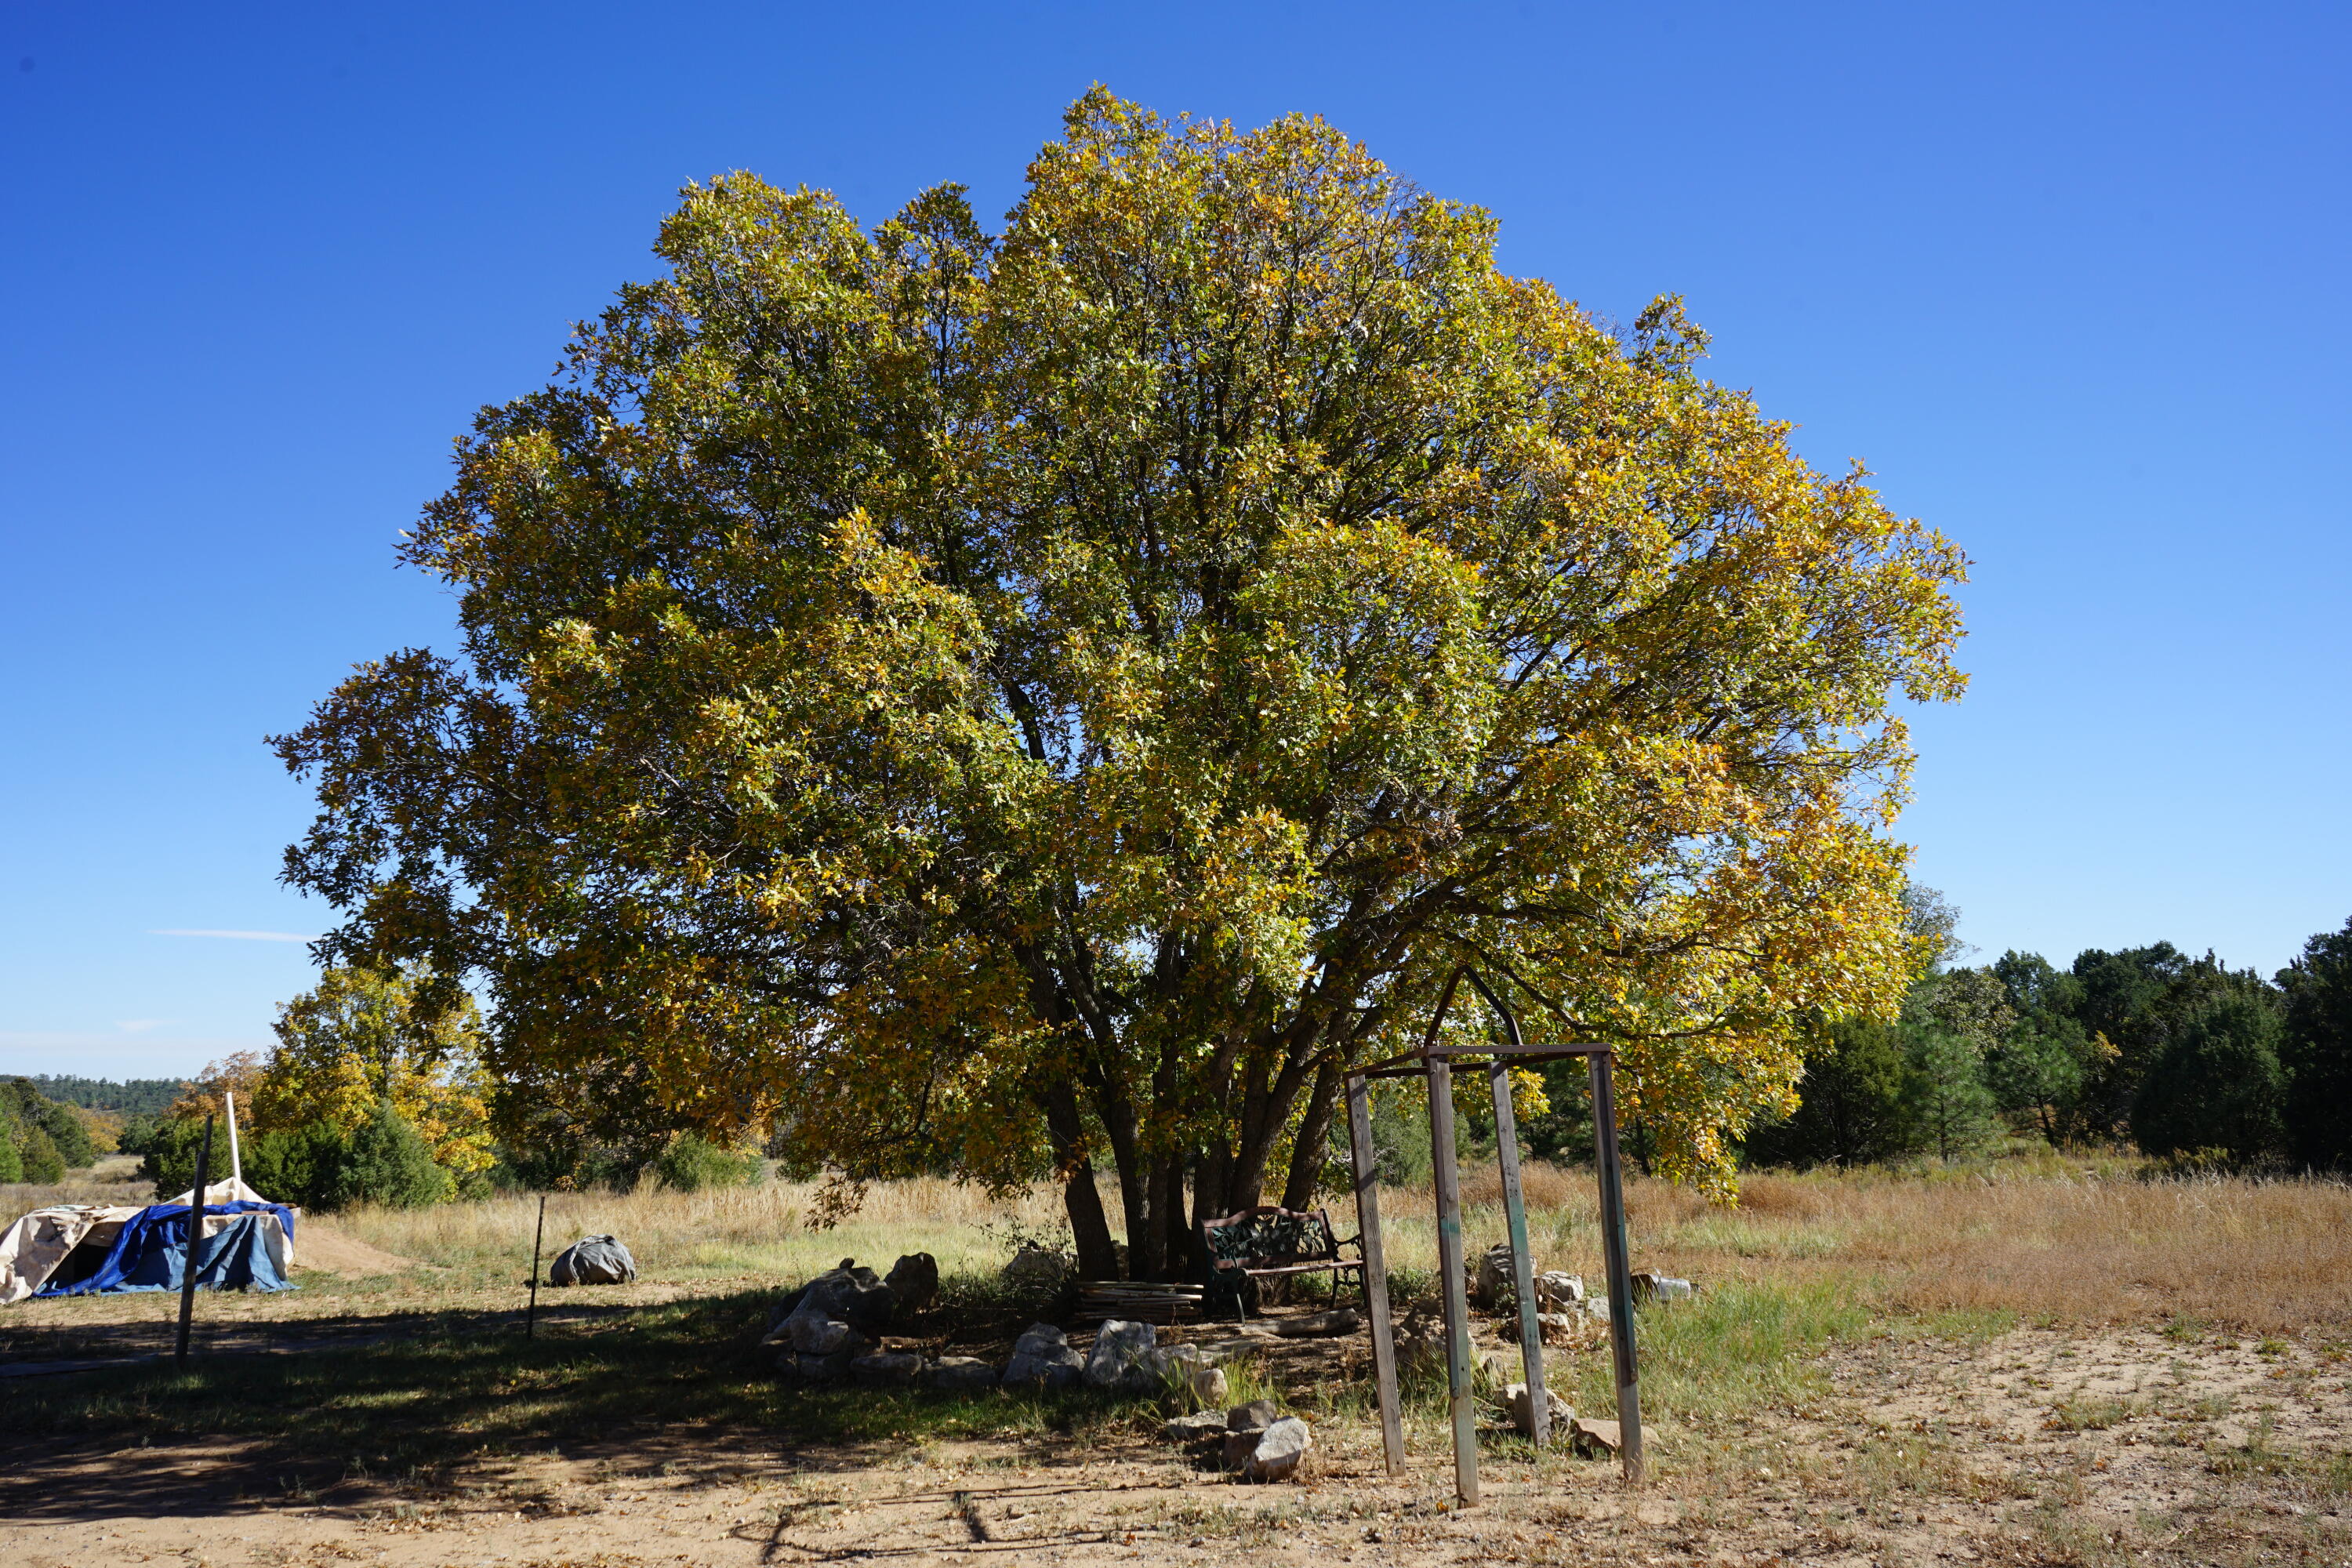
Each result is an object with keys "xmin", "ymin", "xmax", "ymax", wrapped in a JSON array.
[
  {"xmin": 1345, "ymin": 1072, "xmax": 1405, "ymax": 1476},
  {"xmin": 526, "ymin": 1194, "xmax": 547, "ymax": 1339},
  {"xmin": 1588, "ymin": 1051, "xmax": 1645, "ymax": 1484},
  {"xmin": 175, "ymin": 1114, "xmax": 214, "ymax": 1370},
  {"xmin": 223, "ymin": 1091, "xmax": 242, "ymax": 1190},
  {"xmin": 1427, "ymin": 1055, "xmax": 1478, "ymax": 1506}
]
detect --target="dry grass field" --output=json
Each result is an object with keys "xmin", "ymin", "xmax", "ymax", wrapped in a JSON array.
[{"xmin": 2, "ymin": 1160, "xmax": 2348, "ymax": 1567}]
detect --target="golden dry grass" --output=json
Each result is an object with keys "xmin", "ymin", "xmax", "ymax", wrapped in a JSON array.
[
  {"xmin": 331, "ymin": 1174, "xmax": 1072, "ymax": 1289},
  {"xmin": 22, "ymin": 1154, "xmax": 2347, "ymax": 1336},
  {"xmin": 1429, "ymin": 1161, "xmax": 2352, "ymax": 1334}
]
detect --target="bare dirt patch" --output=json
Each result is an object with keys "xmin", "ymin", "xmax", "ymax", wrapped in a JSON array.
[
  {"xmin": 4, "ymin": 1323, "xmax": 2346, "ymax": 1566},
  {"xmin": 292, "ymin": 1224, "xmax": 418, "ymax": 1279}
]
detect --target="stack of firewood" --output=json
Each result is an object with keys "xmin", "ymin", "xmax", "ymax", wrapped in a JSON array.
[{"xmin": 1073, "ymin": 1279, "xmax": 1204, "ymax": 1323}]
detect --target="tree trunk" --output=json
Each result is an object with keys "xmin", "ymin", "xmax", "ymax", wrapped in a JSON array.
[
  {"xmin": 1042, "ymin": 1083, "xmax": 1121, "ymax": 1280},
  {"xmin": 1062, "ymin": 1162, "xmax": 1120, "ymax": 1281},
  {"xmin": 1087, "ymin": 1068, "xmax": 1149, "ymax": 1282},
  {"xmin": 1279, "ymin": 1062, "xmax": 1341, "ymax": 1210},
  {"xmin": 1149, "ymin": 1152, "xmax": 1192, "ymax": 1281}
]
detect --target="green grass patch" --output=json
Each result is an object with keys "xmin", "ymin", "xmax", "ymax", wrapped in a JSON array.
[{"xmin": 1569, "ymin": 1278, "xmax": 1870, "ymax": 1423}]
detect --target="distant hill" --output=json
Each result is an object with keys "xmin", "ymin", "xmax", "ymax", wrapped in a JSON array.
[{"xmin": 24, "ymin": 1075, "xmax": 187, "ymax": 1116}]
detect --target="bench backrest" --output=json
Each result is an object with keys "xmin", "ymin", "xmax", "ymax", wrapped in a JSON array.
[{"xmin": 1200, "ymin": 1206, "xmax": 1339, "ymax": 1272}]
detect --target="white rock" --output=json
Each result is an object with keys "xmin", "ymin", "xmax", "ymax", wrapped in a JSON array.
[
  {"xmin": 1535, "ymin": 1270, "xmax": 1585, "ymax": 1309},
  {"xmin": 1002, "ymin": 1247, "xmax": 1071, "ymax": 1290},
  {"xmin": 1244, "ymin": 1417, "xmax": 1312, "ymax": 1482},
  {"xmin": 1003, "ymin": 1322, "xmax": 1084, "ymax": 1388},
  {"xmin": 1161, "ymin": 1410, "xmax": 1227, "ymax": 1443},
  {"xmin": 1084, "ymin": 1319, "xmax": 1160, "ymax": 1392},
  {"xmin": 1504, "ymin": 1381, "xmax": 1573, "ymax": 1440},
  {"xmin": 786, "ymin": 1305, "xmax": 871, "ymax": 1358},
  {"xmin": 1472, "ymin": 1243, "xmax": 1518, "ymax": 1309},
  {"xmin": 926, "ymin": 1356, "xmax": 1000, "ymax": 1391},
  {"xmin": 1148, "ymin": 1344, "xmax": 1229, "ymax": 1408}
]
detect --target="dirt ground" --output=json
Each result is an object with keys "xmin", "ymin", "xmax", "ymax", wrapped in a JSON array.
[{"xmin": 3, "ymin": 1321, "xmax": 2345, "ymax": 1568}]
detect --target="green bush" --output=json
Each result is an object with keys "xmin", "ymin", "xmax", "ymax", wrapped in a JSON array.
[
  {"xmin": 325, "ymin": 1102, "xmax": 453, "ymax": 1209},
  {"xmin": 114, "ymin": 1112, "xmax": 160, "ymax": 1157},
  {"xmin": 143, "ymin": 1116, "xmax": 245, "ymax": 1200},
  {"xmin": 651, "ymin": 1133, "xmax": 760, "ymax": 1192},
  {"xmin": 2, "ymin": 1076, "xmax": 98, "ymax": 1177},
  {"xmin": 1902, "ymin": 1028, "xmax": 2002, "ymax": 1163},
  {"xmin": 0, "ymin": 1120, "xmax": 22, "ymax": 1183},
  {"xmin": 2281, "ymin": 918, "xmax": 2352, "ymax": 1173},
  {"xmin": 1745, "ymin": 1018, "xmax": 1913, "ymax": 1167},
  {"xmin": 16, "ymin": 1124, "xmax": 65, "ymax": 1184},
  {"xmin": 142, "ymin": 1102, "xmax": 452, "ymax": 1209},
  {"xmin": 2132, "ymin": 993, "xmax": 2289, "ymax": 1167}
]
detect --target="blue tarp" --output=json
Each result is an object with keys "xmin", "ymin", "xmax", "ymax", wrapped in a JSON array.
[{"xmin": 38, "ymin": 1202, "xmax": 297, "ymax": 1297}]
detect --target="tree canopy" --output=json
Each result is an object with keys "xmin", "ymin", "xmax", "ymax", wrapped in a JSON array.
[{"xmin": 277, "ymin": 91, "xmax": 1967, "ymax": 1272}]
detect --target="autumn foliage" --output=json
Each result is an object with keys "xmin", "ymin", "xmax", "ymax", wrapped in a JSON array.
[{"xmin": 276, "ymin": 91, "xmax": 1965, "ymax": 1273}]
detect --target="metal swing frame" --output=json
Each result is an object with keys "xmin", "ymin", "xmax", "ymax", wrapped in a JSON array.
[{"xmin": 1340, "ymin": 965, "xmax": 1646, "ymax": 1501}]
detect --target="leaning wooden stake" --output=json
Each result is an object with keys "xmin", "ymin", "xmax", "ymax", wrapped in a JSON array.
[
  {"xmin": 1588, "ymin": 1051, "xmax": 1646, "ymax": 1484},
  {"xmin": 526, "ymin": 1193, "xmax": 547, "ymax": 1338},
  {"xmin": 1427, "ymin": 1054, "xmax": 1479, "ymax": 1506},
  {"xmin": 175, "ymin": 1114, "xmax": 215, "ymax": 1370},
  {"xmin": 1345, "ymin": 1072, "xmax": 1405, "ymax": 1476}
]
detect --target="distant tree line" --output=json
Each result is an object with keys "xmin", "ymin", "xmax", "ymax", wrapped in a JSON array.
[
  {"xmin": 0, "ymin": 1078, "xmax": 103, "ymax": 1183},
  {"xmin": 26, "ymin": 1075, "xmax": 187, "ymax": 1117},
  {"xmin": 1745, "ymin": 902, "xmax": 2352, "ymax": 1173}
]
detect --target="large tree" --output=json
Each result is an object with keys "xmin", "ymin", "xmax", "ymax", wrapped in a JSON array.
[
  {"xmin": 2279, "ymin": 918, "xmax": 2352, "ymax": 1172},
  {"xmin": 277, "ymin": 92, "xmax": 1965, "ymax": 1275}
]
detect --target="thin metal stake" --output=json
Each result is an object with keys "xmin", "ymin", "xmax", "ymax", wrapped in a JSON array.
[
  {"xmin": 1427, "ymin": 1055, "xmax": 1478, "ymax": 1506},
  {"xmin": 1345, "ymin": 1071, "xmax": 1404, "ymax": 1476},
  {"xmin": 175, "ymin": 1114, "xmax": 215, "ymax": 1370},
  {"xmin": 526, "ymin": 1194, "xmax": 547, "ymax": 1338},
  {"xmin": 1589, "ymin": 1051, "xmax": 1645, "ymax": 1484}
]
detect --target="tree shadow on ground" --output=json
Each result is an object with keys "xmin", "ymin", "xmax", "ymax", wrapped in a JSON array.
[{"xmin": 0, "ymin": 1287, "xmax": 1165, "ymax": 1526}]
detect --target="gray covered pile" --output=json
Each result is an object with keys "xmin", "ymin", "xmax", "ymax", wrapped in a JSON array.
[{"xmin": 549, "ymin": 1235, "xmax": 637, "ymax": 1286}]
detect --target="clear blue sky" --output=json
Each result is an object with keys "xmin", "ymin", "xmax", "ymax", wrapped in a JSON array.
[{"xmin": 3, "ymin": 2, "xmax": 2346, "ymax": 1080}]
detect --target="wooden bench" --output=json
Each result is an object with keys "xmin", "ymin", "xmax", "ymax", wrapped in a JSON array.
[{"xmin": 1200, "ymin": 1205, "xmax": 1364, "ymax": 1319}]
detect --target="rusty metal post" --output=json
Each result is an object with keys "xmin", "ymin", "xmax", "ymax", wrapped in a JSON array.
[
  {"xmin": 1427, "ymin": 1055, "xmax": 1478, "ymax": 1505},
  {"xmin": 1345, "ymin": 1072, "xmax": 1404, "ymax": 1475},
  {"xmin": 1589, "ymin": 1050, "xmax": 1645, "ymax": 1484},
  {"xmin": 526, "ymin": 1193, "xmax": 547, "ymax": 1339}
]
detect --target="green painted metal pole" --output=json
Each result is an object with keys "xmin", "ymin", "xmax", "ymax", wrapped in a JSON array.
[
  {"xmin": 1467, "ymin": 971, "xmax": 1552, "ymax": 1447},
  {"xmin": 1427, "ymin": 1055, "xmax": 1478, "ymax": 1505},
  {"xmin": 1345, "ymin": 1072, "xmax": 1405, "ymax": 1475},
  {"xmin": 1589, "ymin": 1051, "xmax": 1646, "ymax": 1484}
]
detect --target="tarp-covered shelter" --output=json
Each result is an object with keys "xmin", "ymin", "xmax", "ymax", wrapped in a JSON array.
[
  {"xmin": 0, "ymin": 1179, "xmax": 299, "ymax": 1305},
  {"xmin": 0, "ymin": 1098, "xmax": 301, "ymax": 1305}
]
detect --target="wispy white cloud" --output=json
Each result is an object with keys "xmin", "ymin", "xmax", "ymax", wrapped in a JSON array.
[
  {"xmin": 116, "ymin": 1019, "xmax": 178, "ymax": 1033},
  {"xmin": 150, "ymin": 929, "xmax": 317, "ymax": 943}
]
